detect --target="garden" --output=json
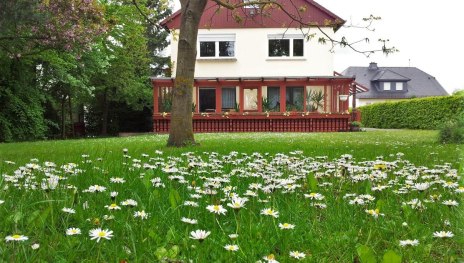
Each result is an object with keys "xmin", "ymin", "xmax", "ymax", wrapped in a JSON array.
[{"xmin": 0, "ymin": 130, "xmax": 462, "ymax": 262}]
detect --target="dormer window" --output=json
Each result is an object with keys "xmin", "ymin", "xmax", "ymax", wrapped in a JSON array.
[
  {"xmin": 198, "ymin": 34, "xmax": 236, "ymax": 58},
  {"xmin": 383, "ymin": 82, "xmax": 391, "ymax": 91},
  {"xmin": 396, "ymin": 82, "xmax": 404, "ymax": 91},
  {"xmin": 268, "ymin": 34, "xmax": 304, "ymax": 58}
]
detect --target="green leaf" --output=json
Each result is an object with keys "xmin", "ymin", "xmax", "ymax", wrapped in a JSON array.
[
  {"xmin": 154, "ymin": 247, "xmax": 168, "ymax": 260},
  {"xmin": 168, "ymin": 245, "xmax": 180, "ymax": 258},
  {"xmin": 169, "ymin": 189, "xmax": 181, "ymax": 209},
  {"xmin": 357, "ymin": 244, "xmax": 377, "ymax": 263},
  {"xmin": 382, "ymin": 250, "xmax": 401, "ymax": 263},
  {"xmin": 307, "ymin": 173, "xmax": 318, "ymax": 192}
]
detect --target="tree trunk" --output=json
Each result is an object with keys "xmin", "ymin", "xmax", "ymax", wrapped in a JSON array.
[
  {"xmin": 69, "ymin": 95, "xmax": 75, "ymax": 137},
  {"xmin": 167, "ymin": 0, "xmax": 207, "ymax": 147},
  {"xmin": 101, "ymin": 88, "xmax": 109, "ymax": 136},
  {"xmin": 61, "ymin": 96, "xmax": 66, "ymax": 139}
]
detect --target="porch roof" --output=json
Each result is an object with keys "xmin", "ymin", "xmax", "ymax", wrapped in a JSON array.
[{"xmin": 151, "ymin": 75, "xmax": 368, "ymax": 94}]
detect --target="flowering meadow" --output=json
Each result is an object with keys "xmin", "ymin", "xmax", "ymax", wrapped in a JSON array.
[{"xmin": 0, "ymin": 131, "xmax": 462, "ymax": 262}]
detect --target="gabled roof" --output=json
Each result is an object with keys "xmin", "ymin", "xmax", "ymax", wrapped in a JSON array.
[
  {"xmin": 342, "ymin": 64, "xmax": 448, "ymax": 99},
  {"xmin": 162, "ymin": 0, "xmax": 345, "ymax": 31}
]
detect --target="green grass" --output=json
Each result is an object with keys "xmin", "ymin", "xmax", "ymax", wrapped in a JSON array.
[{"xmin": 0, "ymin": 130, "xmax": 462, "ymax": 262}]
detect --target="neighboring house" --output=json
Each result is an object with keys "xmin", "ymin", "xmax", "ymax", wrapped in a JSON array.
[
  {"xmin": 152, "ymin": 0, "xmax": 367, "ymax": 133},
  {"xmin": 343, "ymin": 62, "xmax": 448, "ymax": 106}
]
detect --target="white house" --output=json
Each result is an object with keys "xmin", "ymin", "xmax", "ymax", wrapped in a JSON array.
[{"xmin": 152, "ymin": 0, "xmax": 366, "ymax": 133}]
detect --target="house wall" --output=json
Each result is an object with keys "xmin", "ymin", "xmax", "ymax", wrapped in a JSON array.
[{"xmin": 170, "ymin": 27, "xmax": 335, "ymax": 78}]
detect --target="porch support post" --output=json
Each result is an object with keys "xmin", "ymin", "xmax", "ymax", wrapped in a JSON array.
[
  {"xmin": 303, "ymin": 84, "xmax": 307, "ymax": 112},
  {"xmin": 257, "ymin": 86, "xmax": 263, "ymax": 112},
  {"xmin": 215, "ymin": 85, "xmax": 222, "ymax": 113},
  {"xmin": 195, "ymin": 86, "xmax": 199, "ymax": 113},
  {"xmin": 324, "ymin": 85, "xmax": 327, "ymax": 112},
  {"xmin": 279, "ymin": 84, "xmax": 286, "ymax": 112},
  {"xmin": 153, "ymin": 85, "xmax": 159, "ymax": 114},
  {"xmin": 239, "ymin": 85, "xmax": 244, "ymax": 113}
]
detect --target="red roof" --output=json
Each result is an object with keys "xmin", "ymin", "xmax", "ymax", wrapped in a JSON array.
[{"xmin": 162, "ymin": 0, "xmax": 345, "ymax": 31}]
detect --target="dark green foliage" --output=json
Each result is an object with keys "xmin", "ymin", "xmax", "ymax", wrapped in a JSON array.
[
  {"xmin": 0, "ymin": 58, "xmax": 47, "ymax": 142},
  {"xmin": 359, "ymin": 96, "xmax": 464, "ymax": 129},
  {"xmin": 438, "ymin": 114, "xmax": 464, "ymax": 144}
]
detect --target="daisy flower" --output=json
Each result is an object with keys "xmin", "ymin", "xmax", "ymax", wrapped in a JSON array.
[
  {"xmin": 183, "ymin": 201, "xmax": 199, "ymax": 207},
  {"xmin": 224, "ymin": 244, "xmax": 239, "ymax": 251},
  {"xmin": 66, "ymin": 228, "xmax": 81, "ymax": 236},
  {"xmin": 365, "ymin": 209, "xmax": 384, "ymax": 218},
  {"xmin": 181, "ymin": 217, "xmax": 198, "ymax": 224},
  {"xmin": 206, "ymin": 204, "xmax": 227, "ymax": 215},
  {"xmin": 31, "ymin": 243, "xmax": 40, "ymax": 250},
  {"xmin": 105, "ymin": 203, "xmax": 121, "ymax": 210},
  {"xmin": 304, "ymin": 193, "xmax": 325, "ymax": 200},
  {"xmin": 278, "ymin": 223, "xmax": 295, "ymax": 230},
  {"xmin": 121, "ymin": 199, "xmax": 138, "ymax": 207},
  {"xmin": 263, "ymin": 253, "xmax": 279, "ymax": 263},
  {"xmin": 133, "ymin": 210, "xmax": 149, "ymax": 220},
  {"xmin": 110, "ymin": 177, "xmax": 126, "ymax": 184},
  {"xmin": 399, "ymin": 239, "xmax": 419, "ymax": 246},
  {"xmin": 228, "ymin": 234, "xmax": 238, "ymax": 239},
  {"xmin": 226, "ymin": 197, "xmax": 247, "ymax": 209},
  {"xmin": 62, "ymin": 207, "xmax": 76, "ymax": 214},
  {"xmin": 189, "ymin": 230, "xmax": 210, "ymax": 241},
  {"xmin": 89, "ymin": 228, "xmax": 113, "ymax": 242},
  {"xmin": 289, "ymin": 251, "xmax": 306, "ymax": 259},
  {"xmin": 433, "ymin": 231, "xmax": 454, "ymax": 238},
  {"xmin": 261, "ymin": 208, "xmax": 279, "ymax": 218},
  {"xmin": 5, "ymin": 234, "xmax": 28, "ymax": 242},
  {"xmin": 0, "ymin": 200, "xmax": 4, "ymax": 205},
  {"xmin": 442, "ymin": 200, "xmax": 459, "ymax": 207}
]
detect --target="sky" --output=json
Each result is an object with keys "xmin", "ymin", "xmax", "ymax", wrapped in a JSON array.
[{"xmin": 170, "ymin": 0, "xmax": 463, "ymax": 94}]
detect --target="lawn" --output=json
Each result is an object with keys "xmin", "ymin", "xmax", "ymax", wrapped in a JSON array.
[{"xmin": 0, "ymin": 130, "xmax": 462, "ymax": 262}]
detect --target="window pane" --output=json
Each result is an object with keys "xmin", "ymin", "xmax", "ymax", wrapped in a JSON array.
[
  {"xmin": 244, "ymin": 89, "xmax": 258, "ymax": 110},
  {"xmin": 293, "ymin": 39, "xmax": 304, "ymax": 56},
  {"xmin": 384, "ymin": 82, "xmax": 391, "ymax": 91},
  {"xmin": 269, "ymin": 39, "xmax": 290, "ymax": 57},
  {"xmin": 396, "ymin": 82, "xmax": 403, "ymax": 90},
  {"xmin": 200, "ymin": 41, "xmax": 215, "ymax": 57},
  {"xmin": 286, "ymin": 87, "xmax": 304, "ymax": 111},
  {"xmin": 267, "ymin": 87, "xmax": 280, "ymax": 110},
  {"xmin": 219, "ymin": 41, "xmax": 235, "ymax": 57},
  {"xmin": 222, "ymin": 87, "xmax": 236, "ymax": 109}
]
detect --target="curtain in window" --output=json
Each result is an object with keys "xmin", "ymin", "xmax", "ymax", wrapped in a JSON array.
[{"xmin": 222, "ymin": 88, "xmax": 236, "ymax": 109}]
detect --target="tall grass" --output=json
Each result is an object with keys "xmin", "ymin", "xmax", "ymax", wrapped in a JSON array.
[{"xmin": 0, "ymin": 131, "xmax": 462, "ymax": 262}]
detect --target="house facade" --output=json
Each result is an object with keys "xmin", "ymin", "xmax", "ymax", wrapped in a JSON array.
[
  {"xmin": 343, "ymin": 62, "xmax": 448, "ymax": 106},
  {"xmin": 152, "ymin": 0, "xmax": 366, "ymax": 133}
]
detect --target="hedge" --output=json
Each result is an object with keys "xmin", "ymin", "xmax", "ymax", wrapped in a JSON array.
[{"xmin": 359, "ymin": 96, "xmax": 464, "ymax": 129}]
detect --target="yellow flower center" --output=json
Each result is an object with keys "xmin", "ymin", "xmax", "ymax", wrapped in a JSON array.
[
  {"xmin": 214, "ymin": 206, "xmax": 220, "ymax": 211},
  {"xmin": 12, "ymin": 235, "xmax": 21, "ymax": 239},
  {"xmin": 98, "ymin": 232, "xmax": 106, "ymax": 237}
]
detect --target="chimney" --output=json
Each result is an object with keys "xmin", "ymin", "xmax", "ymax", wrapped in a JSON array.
[{"xmin": 368, "ymin": 62, "xmax": 378, "ymax": 71}]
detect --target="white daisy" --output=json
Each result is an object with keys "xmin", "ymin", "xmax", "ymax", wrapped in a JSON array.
[
  {"xmin": 89, "ymin": 228, "xmax": 113, "ymax": 242},
  {"xmin": 189, "ymin": 230, "xmax": 210, "ymax": 241},
  {"xmin": 66, "ymin": 228, "xmax": 81, "ymax": 236},
  {"xmin": 62, "ymin": 207, "xmax": 76, "ymax": 214},
  {"xmin": 433, "ymin": 231, "xmax": 454, "ymax": 238},
  {"xmin": 399, "ymin": 239, "xmax": 419, "ymax": 246},
  {"xmin": 206, "ymin": 204, "xmax": 227, "ymax": 215},
  {"xmin": 5, "ymin": 234, "xmax": 28, "ymax": 242},
  {"xmin": 289, "ymin": 251, "xmax": 306, "ymax": 259},
  {"xmin": 224, "ymin": 244, "xmax": 239, "ymax": 251},
  {"xmin": 278, "ymin": 223, "xmax": 295, "ymax": 230},
  {"xmin": 181, "ymin": 217, "xmax": 198, "ymax": 224},
  {"xmin": 261, "ymin": 208, "xmax": 279, "ymax": 218}
]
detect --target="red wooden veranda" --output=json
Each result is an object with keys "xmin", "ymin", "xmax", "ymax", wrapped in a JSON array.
[{"xmin": 151, "ymin": 75, "xmax": 367, "ymax": 133}]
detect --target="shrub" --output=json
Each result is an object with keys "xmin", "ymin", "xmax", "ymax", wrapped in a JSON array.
[
  {"xmin": 438, "ymin": 115, "xmax": 464, "ymax": 144},
  {"xmin": 359, "ymin": 96, "xmax": 464, "ymax": 130}
]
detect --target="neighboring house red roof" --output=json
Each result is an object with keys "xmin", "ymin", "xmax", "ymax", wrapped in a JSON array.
[{"xmin": 162, "ymin": 0, "xmax": 345, "ymax": 31}]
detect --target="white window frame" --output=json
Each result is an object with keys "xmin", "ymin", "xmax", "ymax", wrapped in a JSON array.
[
  {"xmin": 396, "ymin": 82, "xmax": 404, "ymax": 91},
  {"xmin": 267, "ymin": 34, "xmax": 305, "ymax": 59},
  {"xmin": 198, "ymin": 34, "xmax": 236, "ymax": 59},
  {"xmin": 383, "ymin": 82, "xmax": 391, "ymax": 91}
]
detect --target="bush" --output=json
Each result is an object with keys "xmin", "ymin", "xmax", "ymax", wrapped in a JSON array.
[
  {"xmin": 438, "ymin": 116, "xmax": 464, "ymax": 144},
  {"xmin": 359, "ymin": 96, "xmax": 464, "ymax": 130}
]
